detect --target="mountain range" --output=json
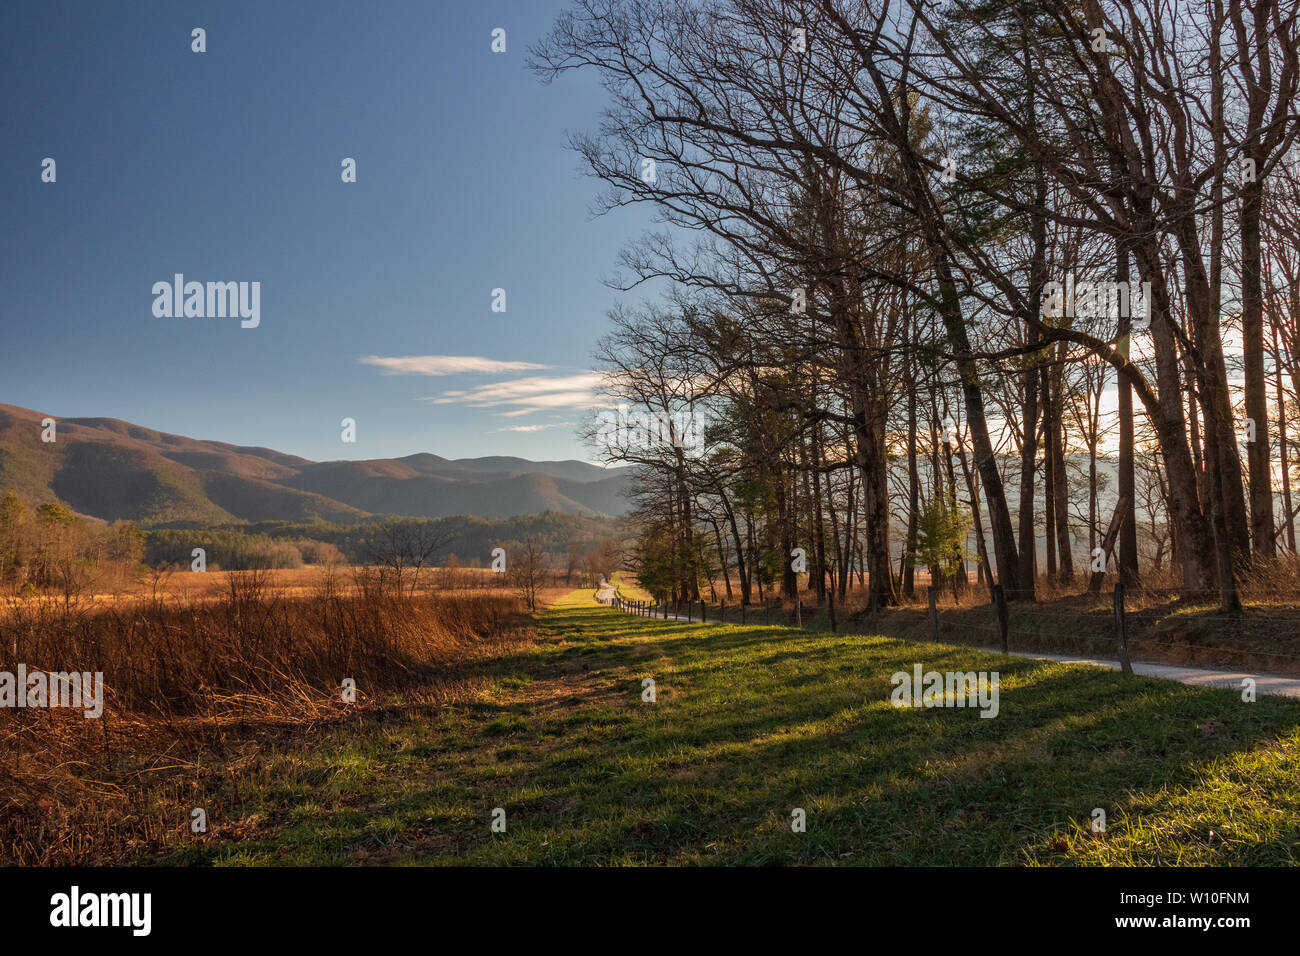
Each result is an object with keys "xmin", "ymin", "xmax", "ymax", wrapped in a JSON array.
[{"xmin": 0, "ymin": 403, "xmax": 631, "ymax": 526}]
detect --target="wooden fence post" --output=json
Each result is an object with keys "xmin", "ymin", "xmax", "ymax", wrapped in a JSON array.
[
  {"xmin": 992, "ymin": 583, "xmax": 1009, "ymax": 655},
  {"xmin": 928, "ymin": 586, "xmax": 939, "ymax": 643},
  {"xmin": 1113, "ymin": 583, "xmax": 1133, "ymax": 674}
]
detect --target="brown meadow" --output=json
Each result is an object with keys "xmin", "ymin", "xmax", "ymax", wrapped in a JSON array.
[{"xmin": 0, "ymin": 568, "xmax": 565, "ymax": 865}]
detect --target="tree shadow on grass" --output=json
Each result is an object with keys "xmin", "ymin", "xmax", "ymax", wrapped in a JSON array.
[
  {"xmin": 457, "ymin": 669, "xmax": 1299, "ymax": 865},
  {"xmin": 179, "ymin": 605, "xmax": 1300, "ymax": 865}
]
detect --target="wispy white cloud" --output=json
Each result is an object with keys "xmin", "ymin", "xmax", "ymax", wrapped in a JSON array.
[
  {"xmin": 359, "ymin": 354, "xmax": 550, "ymax": 376},
  {"xmin": 492, "ymin": 422, "xmax": 574, "ymax": 433},
  {"xmin": 427, "ymin": 372, "xmax": 607, "ymax": 416}
]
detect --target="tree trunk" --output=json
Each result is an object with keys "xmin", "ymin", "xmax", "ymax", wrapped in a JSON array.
[
  {"xmin": 935, "ymin": 252, "xmax": 1021, "ymax": 597},
  {"xmin": 1017, "ymin": 329, "xmax": 1039, "ymax": 600},
  {"xmin": 1051, "ymin": 343, "xmax": 1074, "ymax": 582},
  {"xmin": 1241, "ymin": 171, "xmax": 1276, "ymax": 556},
  {"xmin": 1117, "ymin": 244, "xmax": 1140, "ymax": 586}
]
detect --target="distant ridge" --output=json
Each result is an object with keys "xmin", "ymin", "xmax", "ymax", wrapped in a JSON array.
[{"xmin": 0, "ymin": 403, "xmax": 630, "ymax": 525}]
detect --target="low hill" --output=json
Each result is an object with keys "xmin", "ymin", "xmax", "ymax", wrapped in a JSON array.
[{"xmin": 0, "ymin": 403, "xmax": 630, "ymax": 525}]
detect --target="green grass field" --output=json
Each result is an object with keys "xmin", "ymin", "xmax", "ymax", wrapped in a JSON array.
[{"xmin": 162, "ymin": 589, "xmax": 1300, "ymax": 866}]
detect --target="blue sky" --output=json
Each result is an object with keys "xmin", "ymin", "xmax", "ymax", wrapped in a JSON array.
[{"xmin": 0, "ymin": 1, "xmax": 652, "ymax": 463}]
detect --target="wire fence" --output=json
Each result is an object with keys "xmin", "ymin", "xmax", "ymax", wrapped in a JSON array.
[{"xmin": 610, "ymin": 583, "xmax": 1300, "ymax": 675}]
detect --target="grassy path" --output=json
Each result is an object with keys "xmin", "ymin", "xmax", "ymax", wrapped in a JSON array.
[{"xmin": 164, "ymin": 589, "xmax": 1300, "ymax": 865}]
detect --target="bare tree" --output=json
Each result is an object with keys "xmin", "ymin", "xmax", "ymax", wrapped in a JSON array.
[
  {"xmin": 367, "ymin": 517, "xmax": 459, "ymax": 597},
  {"xmin": 510, "ymin": 538, "xmax": 553, "ymax": 612}
]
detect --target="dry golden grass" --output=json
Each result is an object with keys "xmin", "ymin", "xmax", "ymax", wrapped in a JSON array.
[
  {"xmin": 0, "ymin": 572, "xmax": 539, "ymax": 865},
  {"xmin": 73, "ymin": 564, "xmax": 505, "ymax": 605}
]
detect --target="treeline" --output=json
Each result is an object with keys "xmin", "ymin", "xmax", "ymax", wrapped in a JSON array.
[
  {"xmin": 0, "ymin": 493, "xmax": 144, "ymax": 601},
  {"xmin": 145, "ymin": 512, "xmax": 626, "ymax": 573},
  {"xmin": 143, "ymin": 528, "xmax": 332, "ymax": 571},
  {"xmin": 536, "ymin": 0, "xmax": 1300, "ymax": 611},
  {"xmin": 0, "ymin": 488, "xmax": 629, "ymax": 595}
]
